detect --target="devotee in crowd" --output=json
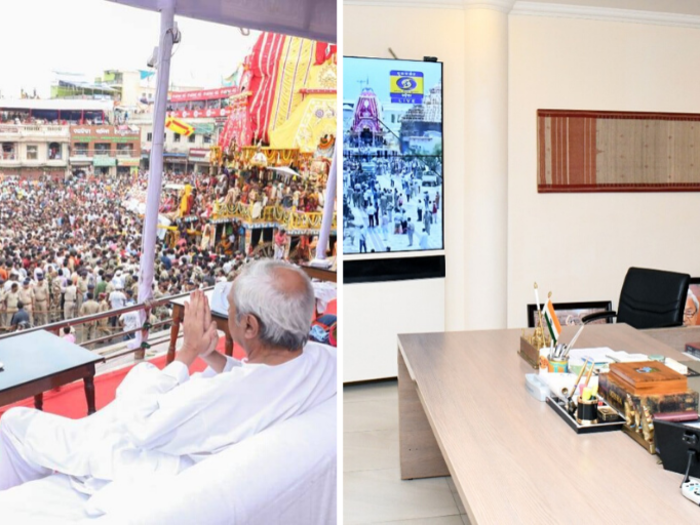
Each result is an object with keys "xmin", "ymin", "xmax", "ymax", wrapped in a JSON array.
[
  {"xmin": 60, "ymin": 325, "xmax": 76, "ymax": 344},
  {"xmin": 9, "ymin": 300, "xmax": 30, "ymax": 331},
  {"xmin": 0, "ymin": 260, "xmax": 337, "ymax": 509}
]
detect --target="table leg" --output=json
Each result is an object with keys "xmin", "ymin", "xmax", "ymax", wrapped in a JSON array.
[
  {"xmin": 34, "ymin": 393, "xmax": 43, "ymax": 411},
  {"xmin": 167, "ymin": 308, "xmax": 181, "ymax": 364},
  {"xmin": 225, "ymin": 333, "xmax": 233, "ymax": 357},
  {"xmin": 398, "ymin": 349, "xmax": 449, "ymax": 480},
  {"xmin": 84, "ymin": 374, "xmax": 96, "ymax": 415}
]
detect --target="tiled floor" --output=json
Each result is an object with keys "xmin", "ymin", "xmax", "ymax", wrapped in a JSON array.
[{"xmin": 344, "ymin": 380, "xmax": 470, "ymax": 525}]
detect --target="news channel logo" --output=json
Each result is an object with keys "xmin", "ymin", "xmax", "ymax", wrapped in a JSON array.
[{"xmin": 390, "ymin": 70, "xmax": 424, "ymax": 104}]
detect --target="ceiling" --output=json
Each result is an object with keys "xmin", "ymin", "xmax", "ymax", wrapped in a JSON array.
[
  {"xmin": 529, "ymin": 0, "xmax": 700, "ymax": 17},
  {"xmin": 106, "ymin": 0, "xmax": 337, "ymax": 43},
  {"xmin": 347, "ymin": 0, "xmax": 700, "ymax": 17}
]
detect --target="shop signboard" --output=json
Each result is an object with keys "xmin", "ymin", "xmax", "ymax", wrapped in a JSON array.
[
  {"xmin": 188, "ymin": 148, "xmax": 210, "ymax": 161},
  {"xmin": 167, "ymin": 108, "xmax": 232, "ymax": 119},
  {"xmin": 168, "ymin": 87, "xmax": 235, "ymax": 103},
  {"xmin": 69, "ymin": 156, "xmax": 93, "ymax": 164},
  {"xmin": 117, "ymin": 158, "xmax": 141, "ymax": 167},
  {"xmin": 71, "ymin": 126, "xmax": 140, "ymax": 143},
  {"xmin": 93, "ymin": 157, "xmax": 117, "ymax": 167}
]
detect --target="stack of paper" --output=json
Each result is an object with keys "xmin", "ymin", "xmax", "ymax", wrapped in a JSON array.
[{"xmin": 606, "ymin": 350, "xmax": 650, "ymax": 363}]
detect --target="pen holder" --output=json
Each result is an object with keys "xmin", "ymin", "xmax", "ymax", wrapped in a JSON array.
[
  {"xmin": 548, "ymin": 356, "xmax": 569, "ymax": 374},
  {"xmin": 576, "ymin": 396, "xmax": 599, "ymax": 425}
]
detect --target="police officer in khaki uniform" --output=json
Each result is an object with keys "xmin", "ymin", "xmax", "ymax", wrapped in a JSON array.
[
  {"xmin": 77, "ymin": 271, "xmax": 89, "ymax": 313},
  {"xmin": 104, "ymin": 275, "xmax": 115, "ymax": 296},
  {"xmin": 79, "ymin": 292, "xmax": 100, "ymax": 347},
  {"xmin": 50, "ymin": 269, "xmax": 63, "ymax": 322},
  {"xmin": 0, "ymin": 281, "xmax": 7, "ymax": 328},
  {"xmin": 17, "ymin": 279, "xmax": 35, "ymax": 326},
  {"xmin": 33, "ymin": 273, "xmax": 49, "ymax": 326},
  {"xmin": 152, "ymin": 281, "xmax": 166, "ymax": 320},
  {"xmin": 97, "ymin": 292, "xmax": 111, "ymax": 341},
  {"xmin": 130, "ymin": 277, "xmax": 139, "ymax": 299},
  {"xmin": 63, "ymin": 278, "xmax": 78, "ymax": 320},
  {"xmin": 4, "ymin": 283, "xmax": 20, "ymax": 329}
]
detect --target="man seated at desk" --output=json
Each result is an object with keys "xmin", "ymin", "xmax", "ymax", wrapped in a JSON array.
[{"xmin": 0, "ymin": 260, "xmax": 336, "ymax": 508}]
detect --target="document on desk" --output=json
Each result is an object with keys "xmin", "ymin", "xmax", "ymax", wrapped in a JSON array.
[{"xmin": 568, "ymin": 347, "xmax": 616, "ymax": 366}]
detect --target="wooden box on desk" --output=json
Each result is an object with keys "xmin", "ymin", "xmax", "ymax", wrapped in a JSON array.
[
  {"xmin": 518, "ymin": 336, "xmax": 540, "ymax": 370},
  {"xmin": 599, "ymin": 362, "xmax": 699, "ymax": 415}
]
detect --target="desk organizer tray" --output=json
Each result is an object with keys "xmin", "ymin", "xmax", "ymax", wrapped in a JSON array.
[{"xmin": 546, "ymin": 396, "xmax": 625, "ymax": 434}]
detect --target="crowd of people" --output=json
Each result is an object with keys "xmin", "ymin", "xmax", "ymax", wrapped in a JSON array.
[
  {"xmin": 0, "ymin": 171, "xmax": 265, "ymax": 343},
  {"xmin": 343, "ymin": 154, "xmax": 441, "ymax": 253},
  {"xmin": 0, "ymin": 112, "xmax": 106, "ymax": 126}
]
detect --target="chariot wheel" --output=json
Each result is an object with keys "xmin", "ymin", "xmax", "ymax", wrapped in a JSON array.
[{"xmin": 253, "ymin": 241, "xmax": 275, "ymax": 258}]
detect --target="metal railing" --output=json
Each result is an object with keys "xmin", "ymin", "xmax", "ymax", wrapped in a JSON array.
[{"xmin": 0, "ymin": 286, "xmax": 215, "ymax": 360}]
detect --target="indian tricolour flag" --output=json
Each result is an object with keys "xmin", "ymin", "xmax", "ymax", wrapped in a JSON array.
[{"xmin": 542, "ymin": 299, "xmax": 562, "ymax": 344}]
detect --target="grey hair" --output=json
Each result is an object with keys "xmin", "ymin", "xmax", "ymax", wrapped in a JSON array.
[{"xmin": 232, "ymin": 259, "xmax": 315, "ymax": 351}]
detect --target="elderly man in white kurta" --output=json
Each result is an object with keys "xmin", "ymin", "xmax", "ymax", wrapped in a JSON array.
[{"xmin": 0, "ymin": 260, "xmax": 336, "ymax": 507}]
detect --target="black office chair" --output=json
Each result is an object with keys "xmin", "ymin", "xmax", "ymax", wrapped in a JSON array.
[{"xmin": 581, "ymin": 267, "xmax": 690, "ymax": 329}]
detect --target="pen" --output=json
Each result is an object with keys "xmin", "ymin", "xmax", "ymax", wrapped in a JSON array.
[
  {"xmin": 562, "ymin": 324, "xmax": 585, "ymax": 358},
  {"xmin": 583, "ymin": 360, "xmax": 595, "ymax": 387},
  {"xmin": 567, "ymin": 357, "xmax": 590, "ymax": 403}
]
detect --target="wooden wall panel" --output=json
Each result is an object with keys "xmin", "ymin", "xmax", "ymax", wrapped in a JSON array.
[{"xmin": 537, "ymin": 109, "xmax": 700, "ymax": 192}]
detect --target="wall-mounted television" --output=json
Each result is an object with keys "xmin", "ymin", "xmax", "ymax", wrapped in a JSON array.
[{"xmin": 343, "ymin": 56, "xmax": 444, "ymax": 257}]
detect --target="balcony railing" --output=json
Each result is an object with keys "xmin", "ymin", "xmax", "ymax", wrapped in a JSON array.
[
  {"xmin": 0, "ymin": 287, "xmax": 214, "ymax": 362},
  {"xmin": 0, "ymin": 124, "xmax": 70, "ymax": 137}
]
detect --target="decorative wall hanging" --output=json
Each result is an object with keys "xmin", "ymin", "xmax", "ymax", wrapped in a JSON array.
[{"xmin": 537, "ymin": 109, "xmax": 700, "ymax": 192}]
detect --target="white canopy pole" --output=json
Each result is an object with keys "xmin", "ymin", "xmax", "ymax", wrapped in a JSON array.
[
  {"xmin": 311, "ymin": 149, "xmax": 337, "ymax": 266},
  {"xmin": 136, "ymin": 0, "xmax": 176, "ymax": 350}
]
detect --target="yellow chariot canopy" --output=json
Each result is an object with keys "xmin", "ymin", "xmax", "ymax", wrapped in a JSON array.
[{"xmin": 269, "ymin": 93, "xmax": 336, "ymax": 152}]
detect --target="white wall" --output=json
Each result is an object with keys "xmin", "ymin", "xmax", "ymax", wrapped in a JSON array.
[
  {"xmin": 343, "ymin": 5, "xmax": 464, "ymax": 380},
  {"xmin": 508, "ymin": 15, "xmax": 700, "ymax": 327},
  {"xmin": 344, "ymin": 3, "xmax": 700, "ymax": 380}
]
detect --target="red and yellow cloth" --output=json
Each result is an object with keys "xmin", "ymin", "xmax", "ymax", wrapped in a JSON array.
[{"xmin": 165, "ymin": 117, "xmax": 194, "ymax": 137}]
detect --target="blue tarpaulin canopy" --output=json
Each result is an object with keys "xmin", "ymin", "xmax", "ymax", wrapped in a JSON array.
[{"xmin": 107, "ymin": 0, "xmax": 336, "ymax": 43}]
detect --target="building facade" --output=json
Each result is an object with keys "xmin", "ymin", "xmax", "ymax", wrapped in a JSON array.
[
  {"xmin": 69, "ymin": 125, "xmax": 141, "ymax": 177},
  {"xmin": 0, "ymin": 124, "xmax": 70, "ymax": 180},
  {"xmin": 136, "ymin": 117, "xmax": 218, "ymax": 175}
]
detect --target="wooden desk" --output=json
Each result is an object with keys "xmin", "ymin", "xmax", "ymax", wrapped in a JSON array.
[
  {"xmin": 0, "ymin": 330, "xmax": 104, "ymax": 415},
  {"xmin": 301, "ymin": 265, "xmax": 337, "ymax": 283},
  {"xmin": 167, "ymin": 291, "xmax": 233, "ymax": 364},
  {"xmin": 398, "ymin": 323, "xmax": 700, "ymax": 524}
]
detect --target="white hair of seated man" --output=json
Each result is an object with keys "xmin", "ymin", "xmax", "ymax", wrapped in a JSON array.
[{"xmin": 232, "ymin": 259, "xmax": 315, "ymax": 351}]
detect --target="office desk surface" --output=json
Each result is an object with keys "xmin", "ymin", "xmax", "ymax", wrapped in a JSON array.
[{"xmin": 398, "ymin": 323, "xmax": 699, "ymax": 524}]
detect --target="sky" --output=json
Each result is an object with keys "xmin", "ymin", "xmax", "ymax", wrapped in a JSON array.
[{"xmin": 0, "ymin": 0, "xmax": 260, "ymax": 99}]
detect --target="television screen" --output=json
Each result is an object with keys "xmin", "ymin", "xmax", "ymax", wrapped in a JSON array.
[{"xmin": 343, "ymin": 56, "xmax": 443, "ymax": 255}]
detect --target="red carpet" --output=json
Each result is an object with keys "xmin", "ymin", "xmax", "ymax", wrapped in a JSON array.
[{"xmin": 0, "ymin": 337, "xmax": 246, "ymax": 419}]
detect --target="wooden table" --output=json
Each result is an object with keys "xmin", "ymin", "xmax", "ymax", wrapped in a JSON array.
[
  {"xmin": 301, "ymin": 265, "xmax": 337, "ymax": 283},
  {"xmin": 167, "ymin": 291, "xmax": 233, "ymax": 364},
  {"xmin": 398, "ymin": 323, "xmax": 700, "ymax": 524},
  {"xmin": 0, "ymin": 330, "xmax": 104, "ymax": 415}
]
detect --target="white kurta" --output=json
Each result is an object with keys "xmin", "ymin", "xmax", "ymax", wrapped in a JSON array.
[{"xmin": 0, "ymin": 343, "xmax": 336, "ymax": 499}]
